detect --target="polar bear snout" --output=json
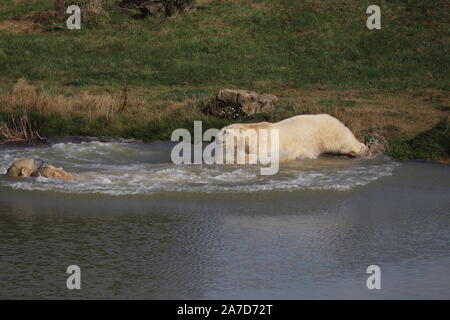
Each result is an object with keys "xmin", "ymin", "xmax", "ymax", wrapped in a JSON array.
[
  {"xmin": 349, "ymin": 143, "xmax": 368, "ymax": 157},
  {"xmin": 360, "ymin": 143, "xmax": 369, "ymax": 155}
]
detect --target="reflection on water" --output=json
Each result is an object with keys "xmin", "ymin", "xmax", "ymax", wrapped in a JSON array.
[{"xmin": 0, "ymin": 141, "xmax": 449, "ymax": 299}]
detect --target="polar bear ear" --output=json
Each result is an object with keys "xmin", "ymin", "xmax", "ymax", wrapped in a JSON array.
[
  {"xmin": 19, "ymin": 168, "xmax": 26, "ymax": 176},
  {"xmin": 33, "ymin": 159, "xmax": 44, "ymax": 169}
]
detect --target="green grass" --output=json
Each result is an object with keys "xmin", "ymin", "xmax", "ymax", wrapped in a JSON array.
[
  {"xmin": 0, "ymin": 0, "xmax": 448, "ymax": 91},
  {"xmin": 318, "ymin": 99, "xmax": 358, "ymax": 107},
  {"xmin": 0, "ymin": 0, "xmax": 449, "ymax": 160},
  {"xmin": 387, "ymin": 118, "xmax": 449, "ymax": 160},
  {"xmin": 0, "ymin": 110, "xmax": 229, "ymax": 141}
]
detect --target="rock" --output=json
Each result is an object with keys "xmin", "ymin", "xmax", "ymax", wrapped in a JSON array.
[
  {"xmin": 120, "ymin": 0, "xmax": 194, "ymax": 18},
  {"xmin": 203, "ymin": 89, "xmax": 278, "ymax": 120}
]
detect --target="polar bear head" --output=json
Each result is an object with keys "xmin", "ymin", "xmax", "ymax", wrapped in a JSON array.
[
  {"xmin": 6, "ymin": 158, "xmax": 78, "ymax": 181},
  {"xmin": 6, "ymin": 158, "xmax": 44, "ymax": 178},
  {"xmin": 217, "ymin": 122, "xmax": 273, "ymax": 155},
  {"xmin": 350, "ymin": 142, "xmax": 369, "ymax": 157}
]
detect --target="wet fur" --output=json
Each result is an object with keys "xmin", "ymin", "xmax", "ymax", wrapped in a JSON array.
[{"xmin": 6, "ymin": 158, "xmax": 78, "ymax": 181}]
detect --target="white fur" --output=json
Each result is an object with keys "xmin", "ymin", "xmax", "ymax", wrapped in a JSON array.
[{"xmin": 219, "ymin": 114, "xmax": 367, "ymax": 161}]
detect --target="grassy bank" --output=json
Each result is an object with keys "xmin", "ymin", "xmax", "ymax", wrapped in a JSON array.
[
  {"xmin": 0, "ymin": 0, "xmax": 449, "ymax": 160},
  {"xmin": 387, "ymin": 118, "xmax": 449, "ymax": 161}
]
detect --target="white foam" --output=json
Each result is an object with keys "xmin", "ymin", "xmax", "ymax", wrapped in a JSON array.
[{"xmin": 0, "ymin": 142, "xmax": 399, "ymax": 195}]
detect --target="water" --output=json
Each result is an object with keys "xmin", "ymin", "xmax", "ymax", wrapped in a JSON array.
[
  {"xmin": 0, "ymin": 141, "xmax": 449, "ymax": 299},
  {"xmin": 0, "ymin": 140, "xmax": 398, "ymax": 194}
]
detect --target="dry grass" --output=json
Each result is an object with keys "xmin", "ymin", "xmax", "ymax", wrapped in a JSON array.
[
  {"xmin": 0, "ymin": 0, "xmax": 112, "ymax": 33},
  {"xmin": 0, "ymin": 114, "xmax": 45, "ymax": 144},
  {"xmin": 0, "ymin": 79, "xmax": 205, "ymax": 122},
  {"xmin": 2, "ymin": 79, "xmax": 448, "ymax": 133},
  {"xmin": 0, "ymin": 79, "xmax": 146, "ymax": 121},
  {"xmin": 1, "ymin": 80, "xmax": 448, "ymax": 141},
  {"xmin": 52, "ymin": 0, "xmax": 111, "ymax": 19},
  {"xmin": 272, "ymin": 88, "xmax": 449, "ymax": 142},
  {"xmin": 0, "ymin": 20, "xmax": 38, "ymax": 33},
  {"xmin": 82, "ymin": 0, "xmax": 111, "ymax": 24}
]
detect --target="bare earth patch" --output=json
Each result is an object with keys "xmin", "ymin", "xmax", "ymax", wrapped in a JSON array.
[{"xmin": 0, "ymin": 20, "xmax": 40, "ymax": 33}]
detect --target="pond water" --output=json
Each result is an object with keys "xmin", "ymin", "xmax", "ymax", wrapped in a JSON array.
[{"xmin": 0, "ymin": 141, "xmax": 449, "ymax": 299}]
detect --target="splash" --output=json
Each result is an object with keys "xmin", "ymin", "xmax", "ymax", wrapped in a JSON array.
[{"xmin": 0, "ymin": 141, "xmax": 399, "ymax": 195}]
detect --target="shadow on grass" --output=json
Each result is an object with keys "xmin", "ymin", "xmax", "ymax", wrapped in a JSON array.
[{"xmin": 387, "ymin": 117, "xmax": 449, "ymax": 161}]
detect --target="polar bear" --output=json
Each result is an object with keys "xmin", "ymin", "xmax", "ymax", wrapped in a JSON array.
[
  {"xmin": 218, "ymin": 114, "xmax": 368, "ymax": 162},
  {"xmin": 6, "ymin": 158, "xmax": 78, "ymax": 181}
]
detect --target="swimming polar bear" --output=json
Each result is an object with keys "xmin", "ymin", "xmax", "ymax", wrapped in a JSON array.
[
  {"xmin": 218, "ymin": 114, "xmax": 368, "ymax": 162},
  {"xmin": 6, "ymin": 158, "xmax": 78, "ymax": 181}
]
